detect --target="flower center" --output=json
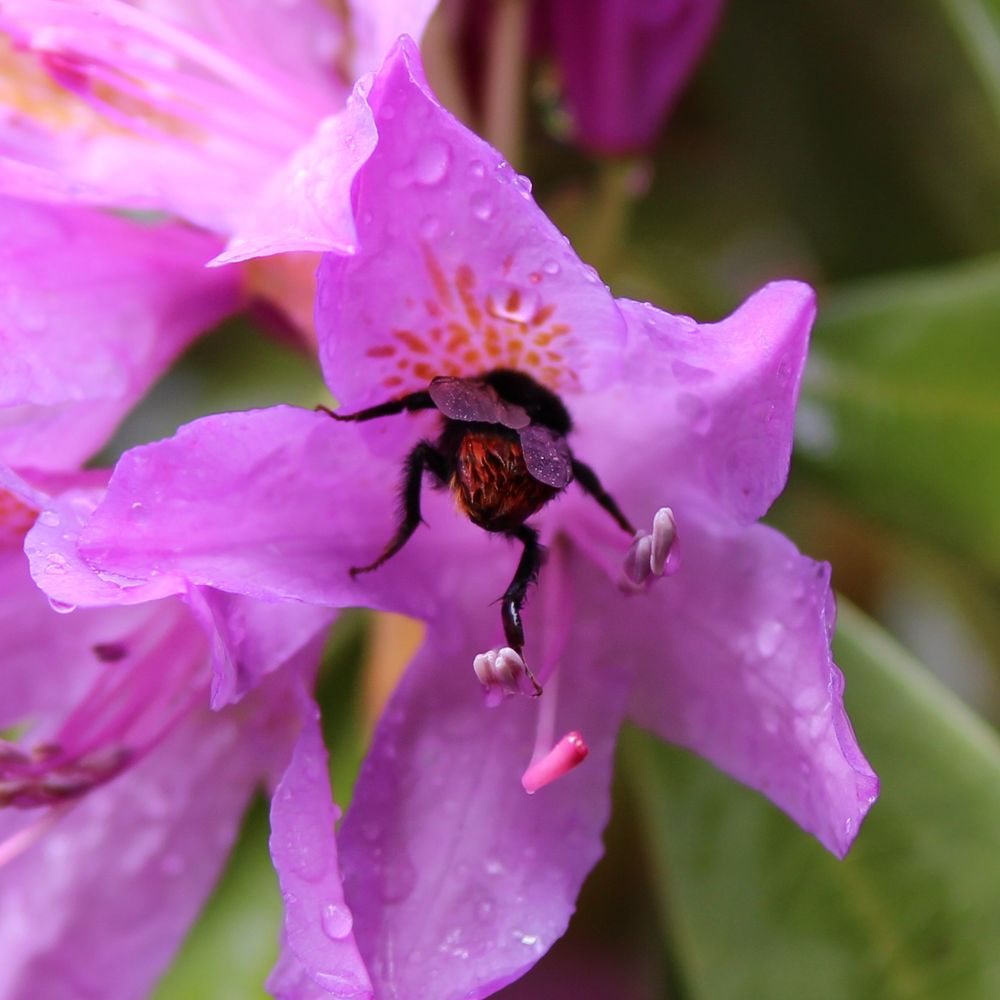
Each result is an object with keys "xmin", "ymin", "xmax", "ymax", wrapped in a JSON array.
[{"xmin": 365, "ymin": 246, "xmax": 579, "ymax": 394}]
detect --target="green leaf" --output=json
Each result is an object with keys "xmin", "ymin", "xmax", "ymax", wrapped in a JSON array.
[
  {"xmin": 939, "ymin": 0, "xmax": 1000, "ymax": 129},
  {"xmin": 800, "ymin": 255, "xmax": 1000, "ymax": 573},
  {"xmin": 626, "ymin": 600, "xmax": 1000, "ymax": 1000}
]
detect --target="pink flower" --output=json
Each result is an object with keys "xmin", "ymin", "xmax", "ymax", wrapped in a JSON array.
[
  {"xmin": 0, "ymin": 0, "xmax": 438, "ymax": 264},
  {"xmin": 541, "ymin": 0, "xmax": 725, "ymax": 154},
  {"xmin": 0, "ymin": 466, "xmax": 343, "ymax": 999},
  {"xmin": 26, "ymin": 38, "xmax": 877, "ymax": 999},
  {"xmin": 0, "ymin": 196, "xmax": 239, "ymax": 470}
]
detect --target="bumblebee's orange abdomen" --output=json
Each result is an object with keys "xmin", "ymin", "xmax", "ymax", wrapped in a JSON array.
[{"xmin": 452, "ymin": 429, "xmax": 558, "ymax": 532}]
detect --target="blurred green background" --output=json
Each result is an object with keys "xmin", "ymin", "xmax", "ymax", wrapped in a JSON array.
[{"xmin": 132, "ymin": 1, "xmax": 1000, "ymax": 996}]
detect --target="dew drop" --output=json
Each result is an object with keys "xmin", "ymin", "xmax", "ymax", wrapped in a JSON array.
[
  {"xmin": 756, "ymin": 620, "xmax": 784, "ymax": 657},
  {"xmin": 130, "ymin": 501, "xmax": 144, "ymax": 511},
  {"xmin": 542, "ymin": 259, "xmax": 560, "ymax": 275},
  {"xmin": 513, "ymin": 173, "xmax": 533, "ymax": 195},
  {"xmin": 38, "ymin": 510, "xmax": 59, "ymax": 528},
  {"xmin": 413, "ymin": 139, "xmax": 451, "ymax": 186},
  {"xmin": 486, "ymin": 283, "xmax": 542, "ymax": 324},
  {"xmin": 468, "ymin": 159, "xmax": 486, "ymax": 179},
  {"xmin": 45, "ymin": 553, "xmax": 68, "ymax": 575},
  {"xmin": 470, "ymin": 190, "xmax": 494, "ymax": 221},
  {"xmin": 48, "ymin": 597, "xmax": 76, "ymax": 615},
  {"xmin": 321, "ymin": 902, "xmax": 354, "ymax": 939}
]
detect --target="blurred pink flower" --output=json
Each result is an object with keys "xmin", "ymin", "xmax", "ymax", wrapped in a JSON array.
[
  {"xmin": 0, "ymin": 466, "xmax": 340, "ymax": 999},
  {"xmin": 26, "ymin": 38, "xmax": 877, "ymax": 1000},
  {"xmin": 0, "ymin": 0, "xmax": 438, "ymax": 262},
  {"xmin": 0, "ymin": 196, "xmax": 239, "ymax": 470}
]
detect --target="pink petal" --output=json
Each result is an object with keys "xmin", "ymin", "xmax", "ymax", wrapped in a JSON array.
[
  {"xmin": 316, "ymin": 38, "xmax": 626, "ymax": 409},
  {"xmin": 0, "ymin": 198, "xmax": 239, "ymax": 469},
  {"xmin": 0, "ymin": 0, "xmax": 325, "ymax": 232},
  {"xmin": 186, "ymin": 587, "xmax": 335, "ymax": 710},
  {"xmin": 0, "ymin": 545, "xmax": 162, "ymax": 734},
  {"xmin": 30, "ymin": 406, "xmax": 490, "ymax": 616},
  {"xmin": 0, "ymin": 659, "xmax": 304, "ymax": 1000},
  {"xmin": 212, "ymin": 77, "xmax": 378, "ymax": 264},
  {"xmin": 349, "ymin": 4, "xmax": 441, "ymax": 79},
  {"xmin": 566, "ymin": 282, "xmax": 816, "ymax": 530},
  {"xmin": 625, "ymin": 510, "xmax": 878, "ymax": 858},
  {"xmin": 269, "ymin": 690, "xmax": 373, "ymax": 999},
  {"xmin": 338, "ymin": 554, "xmax": 631, "ymax": 999}
]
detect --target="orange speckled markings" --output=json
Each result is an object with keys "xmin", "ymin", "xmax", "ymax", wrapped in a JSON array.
[
  {"xmin": 0, "ymin": 490, "xmax": 39, "ymax": 547},
  {"xmin": 365, "ymin": 246, "xmax": 578, "ymax": 393}
]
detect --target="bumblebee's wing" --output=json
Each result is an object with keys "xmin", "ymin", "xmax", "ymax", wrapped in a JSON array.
[
  {"xmin": 429, "ymin": 376, "xmax": 529, "ymax": 428},
  {"xmin": 519, "ymin": 424, "xmax": 573, "ymax": 487}
]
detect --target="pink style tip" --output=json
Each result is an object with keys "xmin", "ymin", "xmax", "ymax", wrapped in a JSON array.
[{"xmin": 521, "ymin": 731, "xmax": 589, "ymax": 794}]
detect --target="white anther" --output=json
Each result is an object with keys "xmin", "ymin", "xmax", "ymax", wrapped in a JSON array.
[
  {"xmin": 623, "ymin": 532, "xmax": 653, "ymax": 585},
  {"xmin": 473, "ymin": 647, "xmax": 531, "ymax": 706},
  {"xmin": 649, "ymin": 507, "xmax": 678, "ymax": 576},
  {"xmin": 621, "ymin": 507, "xmax": 680, "ymax": 590}
]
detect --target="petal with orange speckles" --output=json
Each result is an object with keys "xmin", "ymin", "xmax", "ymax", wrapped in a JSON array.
[{"xmin": 316, "ymin": 38, "xmax": 627, "ymax": 409}]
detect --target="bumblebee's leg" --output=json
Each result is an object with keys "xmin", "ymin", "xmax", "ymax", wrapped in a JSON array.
[
  {"xmin": 317, "ymin": 390, "xmax": 435, "ymax": 423},
  {"xmin": 350, "ymin": 441, "xmax": 449, "ymax": 577},
  {"xmin": 501, "ymin": 525, "xmax": 544, "ymax": 696},
  {"xmin": 570, "ymin": 457, "xmax": 635, "ymax": 534}
]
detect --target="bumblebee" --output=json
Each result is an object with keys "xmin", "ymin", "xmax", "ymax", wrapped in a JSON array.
[{"xmin": 320, "ymin": 368, "xmax": 635, "ymax": 693}]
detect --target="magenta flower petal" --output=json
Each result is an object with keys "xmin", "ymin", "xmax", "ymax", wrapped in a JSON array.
[
  {"xmin": 566, "ymin": 283, "xmax": 816, "ymax": 529},
  {"xmin": 339, "ymin": 558, "xmax": 631, "ymax": 999},
  {"xmin": 545, "ymin": 0, "xmax": 725, "ymax": 154},
  {"xmin": 31, "ymin": 405, "xmax": 489, "ymax": 615},
  {"xmin": 0, "ymin": 197, "xmax": 239, "ymax": 469},
  {"xmin": 269, "ymin": 691, "xmax": 373, "ymax": 999},
  {"xmin": 211, "ymin": 79, "xmax": 378, "ymax": 264},
  {"xmin": 626, "ymin": 512, "xmax": 878, "ymax": 858},
  {"xmin": 186, "ymin": 586, "xmax": 335, "ymax": 710},
  {"xmin": 0, "ymin": 663, "xmax": 301, "ymax": 1000},
  {"xmin": 0, "ymin": 0, "xmax": 327, "ymax": 232},
  {"xmin": 350, "ymin": 2, "xmax": 442, "ymax": 82},
  {"xmin": 0, "ymin": 544, "xmax": 161, "ymax": 733},
  {"xmin": 0, "ymin": 5, "xmax": 439, "ymax": 257},
  {"xmin": 316, "ymin": 37, "xmax": 627, "ymax": 409}
]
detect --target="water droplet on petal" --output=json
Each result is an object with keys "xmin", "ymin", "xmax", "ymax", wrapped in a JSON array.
[
  {"xmin": 321, "ymin": 902, "xmax": 354, "ymax": 939},
  {"xmin": 468, "ymin": 159, "xmax": 486, "ymax": 179},
  {"xmin": 45, "ymin": 553, "xmax": 68, "ymax": 575},
  {"xmin": 38, "ymin": 510, "xmax": 59, "ymax": 527},
  {"xmin": 513, "ymin": 173, "xmax": 533, "ymax": 195},
  {"xmin": 486, "ymin": 283, "xmax": 542, "ymax": 324},
  {"xmin": 542, "ymin": 259, "xmax": 560, "ymax": 275},
  {"xmin": 470, "ymin": 190, "xmax": 494, "ymax": 220},
  {"xmin": 756, "ymin": 620, "xmax": 784, "ymax": 657},
  {"xmin": 48, "ymin": 597, "xmax": 76, "ymax": 614},
  {"xmin": 413, "ymin": 139, "xmax": 451, "ymax": 186}
]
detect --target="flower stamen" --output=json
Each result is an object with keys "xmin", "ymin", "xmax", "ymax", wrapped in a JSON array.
[
  {"xmin": 473, "ymin": 646, "xmax": 540, "ymax": 705},
  {"xmin": 621, "ymin": 506, "xmax": 680, "ymax": 588}
]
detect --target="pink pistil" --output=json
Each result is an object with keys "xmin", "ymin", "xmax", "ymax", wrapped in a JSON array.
[{"xmin": 520, "ymin": 731, "xmax": 589, "ymax": 794}]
